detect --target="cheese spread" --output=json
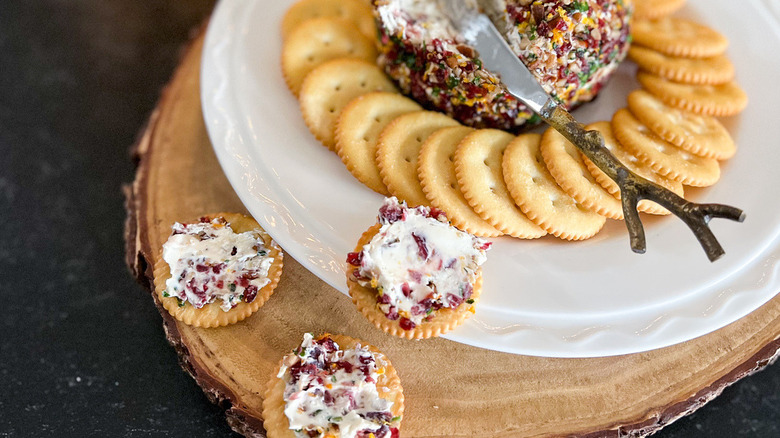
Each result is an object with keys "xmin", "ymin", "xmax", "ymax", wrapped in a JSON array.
[
  {"xmin": 162, "ymin": 217, "xmax": 275, "ymax": 311},
  {"xmin": 278, "ymin": 334, "xmax": 399, "ymax": 438}
]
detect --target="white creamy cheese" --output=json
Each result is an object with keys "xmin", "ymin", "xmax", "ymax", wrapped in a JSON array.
[
  {"xmin": 162, "ymin": 218, "xmax": 274, "ymax": 311},
  {"xmin": 279, "ymin": 334, "xmax": 395, "ymax": 438}
]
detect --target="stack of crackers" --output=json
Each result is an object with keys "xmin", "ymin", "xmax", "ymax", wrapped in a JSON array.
[{"xmin": 280, "ymin": 0, "xmax": 746, "ymax": 242}]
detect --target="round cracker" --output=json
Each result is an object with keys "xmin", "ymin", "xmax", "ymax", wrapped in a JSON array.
[
  {"xmin": 335, "ymin": 92, "xmax": 422, "ymax": 196},
  {"xmin": 282, "ymin": 17, "xmax": 378, "ymax": 96},
  {"xmin": 628, "ymin": 45, "xmax": 735, "ymax": 85},
  {"xmin": 637, "ymin": 72, "xmax": 748, "ymax": 117},
  {"xmin": 612, "ymin": 108, "xmax": 720, "ymax": 187},
  {"xmin": 300, "ymin": 59, "xmax": 398, "ymax": 150},
  {"xmin": 627, "ymin": 90, "xmax": 736, "ymax": 160},
  {"xmin": 502, "ymin": 134, "xmax": 606, "ymax": 240},
  {"xmin": 347, "ymin": 224, "xmax": 483, "ymax": 339},
  {"xmin": 632, "ymin": 17, "xmax": 729, "ymax": 58},
  {"xmin": 418, "ymin": 126, "xmax": 503, "ymax": 237},
  {"xmin": 633, "ymin": 0, "xmax": 686, "ymax": 20},
  {"xmin": 454, "ymin": 130, "xmax": 547, "ymax": 239},
  {"xmin": 154, "ymin": 213, "xmax": 284, "ymax": 328},
  {"xmin": 540, "ymin": 127, "xmax": 624, "ymax": 220},
  {"xmin": 581, "ymin": 122, "xmax": 684, "ymax": 215},
  {"xmin": 281, "ymin": 0, "xmax": 376, "ymax": 41},
  {"xmin": 263, "ymin": 333, "xmax": 404, "ymax": 438},
  {"xmin": 376, "ymin": 111, "xmax": 460, "ymax": 207}
]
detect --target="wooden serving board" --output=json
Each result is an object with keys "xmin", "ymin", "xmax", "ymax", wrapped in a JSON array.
[{"xmin": 125, "ymin": 32, "xmax": 780, "ymax": 438}]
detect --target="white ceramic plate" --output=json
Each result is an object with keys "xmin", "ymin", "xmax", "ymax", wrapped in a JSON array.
[{"xmin": 202, "ymin": 0, "xmax": 780, "ymax": 357}]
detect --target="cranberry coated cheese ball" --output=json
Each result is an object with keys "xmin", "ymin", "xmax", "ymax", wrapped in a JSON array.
[{"xmin": 374, "ymin": 0, "xmax": 632, "ymax": 131}]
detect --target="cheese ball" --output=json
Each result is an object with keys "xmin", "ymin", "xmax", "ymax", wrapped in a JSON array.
[{"xmin": 375, "ymin": 0, "xmax": 632, "ymax": 131}]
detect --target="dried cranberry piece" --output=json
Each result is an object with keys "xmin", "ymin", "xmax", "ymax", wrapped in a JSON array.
[
  {"xmin": 315, "ymin": 336, "xmax": 337, "ymax": 352},
  {"xmin": 346, "ymin": 251, "xmax": 364, "ymax": 266},
  {"xmin": 378, "ymin": 202, "xmax": 405, "ymax": 223},
  {"xmin": 375, "ymin": 425, "xmax": 391, "ymax": 438},
  {"xmin": 336, "ymin": 360, "xmax": 354, "ymax": 373},
  {"xmin": 401, "ymin": 283, "xmax": 412, "ymax": 297},
  {"xmin": 351, "ymin": 269, "xmax": 367, "ymax": 282},
  {"xmin": 187, "ymin": 278, "xmax": 207, "ymax": 305},
  {"xmin": 309, "ymin": 347, "xmax": 323, "ymax": 364},
  {"xmin": 230, "ymin": 246, "xmax": 237, "ymax": 256},
  {"xmin": 323, "ymin": 390, "xmax": 334, "ymax": 406},
  {"xmin": 364, "ymin": 411, "xmax": 392, "ymax": 423},
  {"xmin": 447, "ymin": 293, "xmax": 463, "ymax": 307},
  {"xmin": 377, "ymin": 293, "xmax": 391, "ymax": 305},
  {"xmin": 391, "ymin": 427, "xmax": 400, "ymax": 438},
  {"xmin": 195, "ymin": 264, "xmax": 209, "ymax": 273},
  {"xmin": 243, "ymin": 285, "xmax": 258, "ymax": 303},
  {"xmin": 412, "ymin": 233, "xmax": 428, "ymax": 260},
  {"xmin": 385, "ymin": 307, "xmax": 399, "ymax": 321},
  {"xmin": 299, "ymin": 363, "xmax": 318, "ymax": 376},
  {"xmin": 428, "ymin": 207, "xmax": 447, "ymax": 219},
  {"xmin": 399, "ymin": 317, "xmax": 415, "ymax": 331},
  {"xmin": 478, "ymin": 241, "xmax": 492, "ymax": 251},
  {"xmin": 462, "ymin": 282, "xmax": 473, "ymax": 300},
  {"xmin": 212, "ymin": 263, "xmax": 225, "ymax": 274},
  {"xmin": 358, "ymin": 426, "xmax": 389, "ymax": 438}
]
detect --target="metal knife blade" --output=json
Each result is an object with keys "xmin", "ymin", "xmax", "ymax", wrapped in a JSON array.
[{"xmin": 439, "ymin": 0, "xmax": 552, "ymax": 114}]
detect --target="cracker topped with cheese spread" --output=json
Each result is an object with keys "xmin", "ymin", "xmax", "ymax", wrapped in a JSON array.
[
  {"xmin": 346, "ymin": 197, "xmax": 490, "ymax": 339},
  {"xmin": 263, "ymin": 333, "xmax": 404, "ymax": 438},
  {"xmin": 153, "ymin": 213, "xmax": 284, "ymax": 328}
]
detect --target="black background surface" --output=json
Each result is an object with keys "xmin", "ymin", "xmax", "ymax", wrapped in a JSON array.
[{"xmin": 0, "ymin": 1, "xmax": 777, "ymax": 436}]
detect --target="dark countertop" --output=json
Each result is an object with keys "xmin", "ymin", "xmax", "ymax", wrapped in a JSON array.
[{"xmin": 0, "ymin": 1, "xmax": 777, "ymax": 436}]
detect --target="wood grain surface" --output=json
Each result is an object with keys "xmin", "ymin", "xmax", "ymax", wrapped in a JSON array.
[{"xmin": 125, "ymin": 33, "xmax": 780, "ymax": 438}]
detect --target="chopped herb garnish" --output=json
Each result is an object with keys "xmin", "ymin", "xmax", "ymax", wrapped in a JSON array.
[
  {"xmin": 446, "ymin": 75, "xmax": 460, "ymax": 89},
  {"xmin": 229, "ymin": 283, "xmax": 237, "ymax": 292},
  {"xmin": 391, "ymin": 416, "xmax": 401, "ymax": 422},
  {"xmin": 568, "ymin": 1, "xmax": 589, "ymax": 12},
  {"xmin": 176, "ymin": 298, "xmax": 186, "ymax": 308},
  {"xmin": 258, "ymin": 250, "xmax": 268, "ymax": 256},
  {"xmin": 466, "ymin": 299, "xmax": 475, "ymax": 304},
  {"xmin": 162, "ymin": 290, "xmax": 170, "ymax": 298}
]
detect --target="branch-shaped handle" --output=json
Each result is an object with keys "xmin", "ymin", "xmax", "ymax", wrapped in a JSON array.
[{"xmin": 539, "ymin": 103, "xmax": 744, "ymax": 262}]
